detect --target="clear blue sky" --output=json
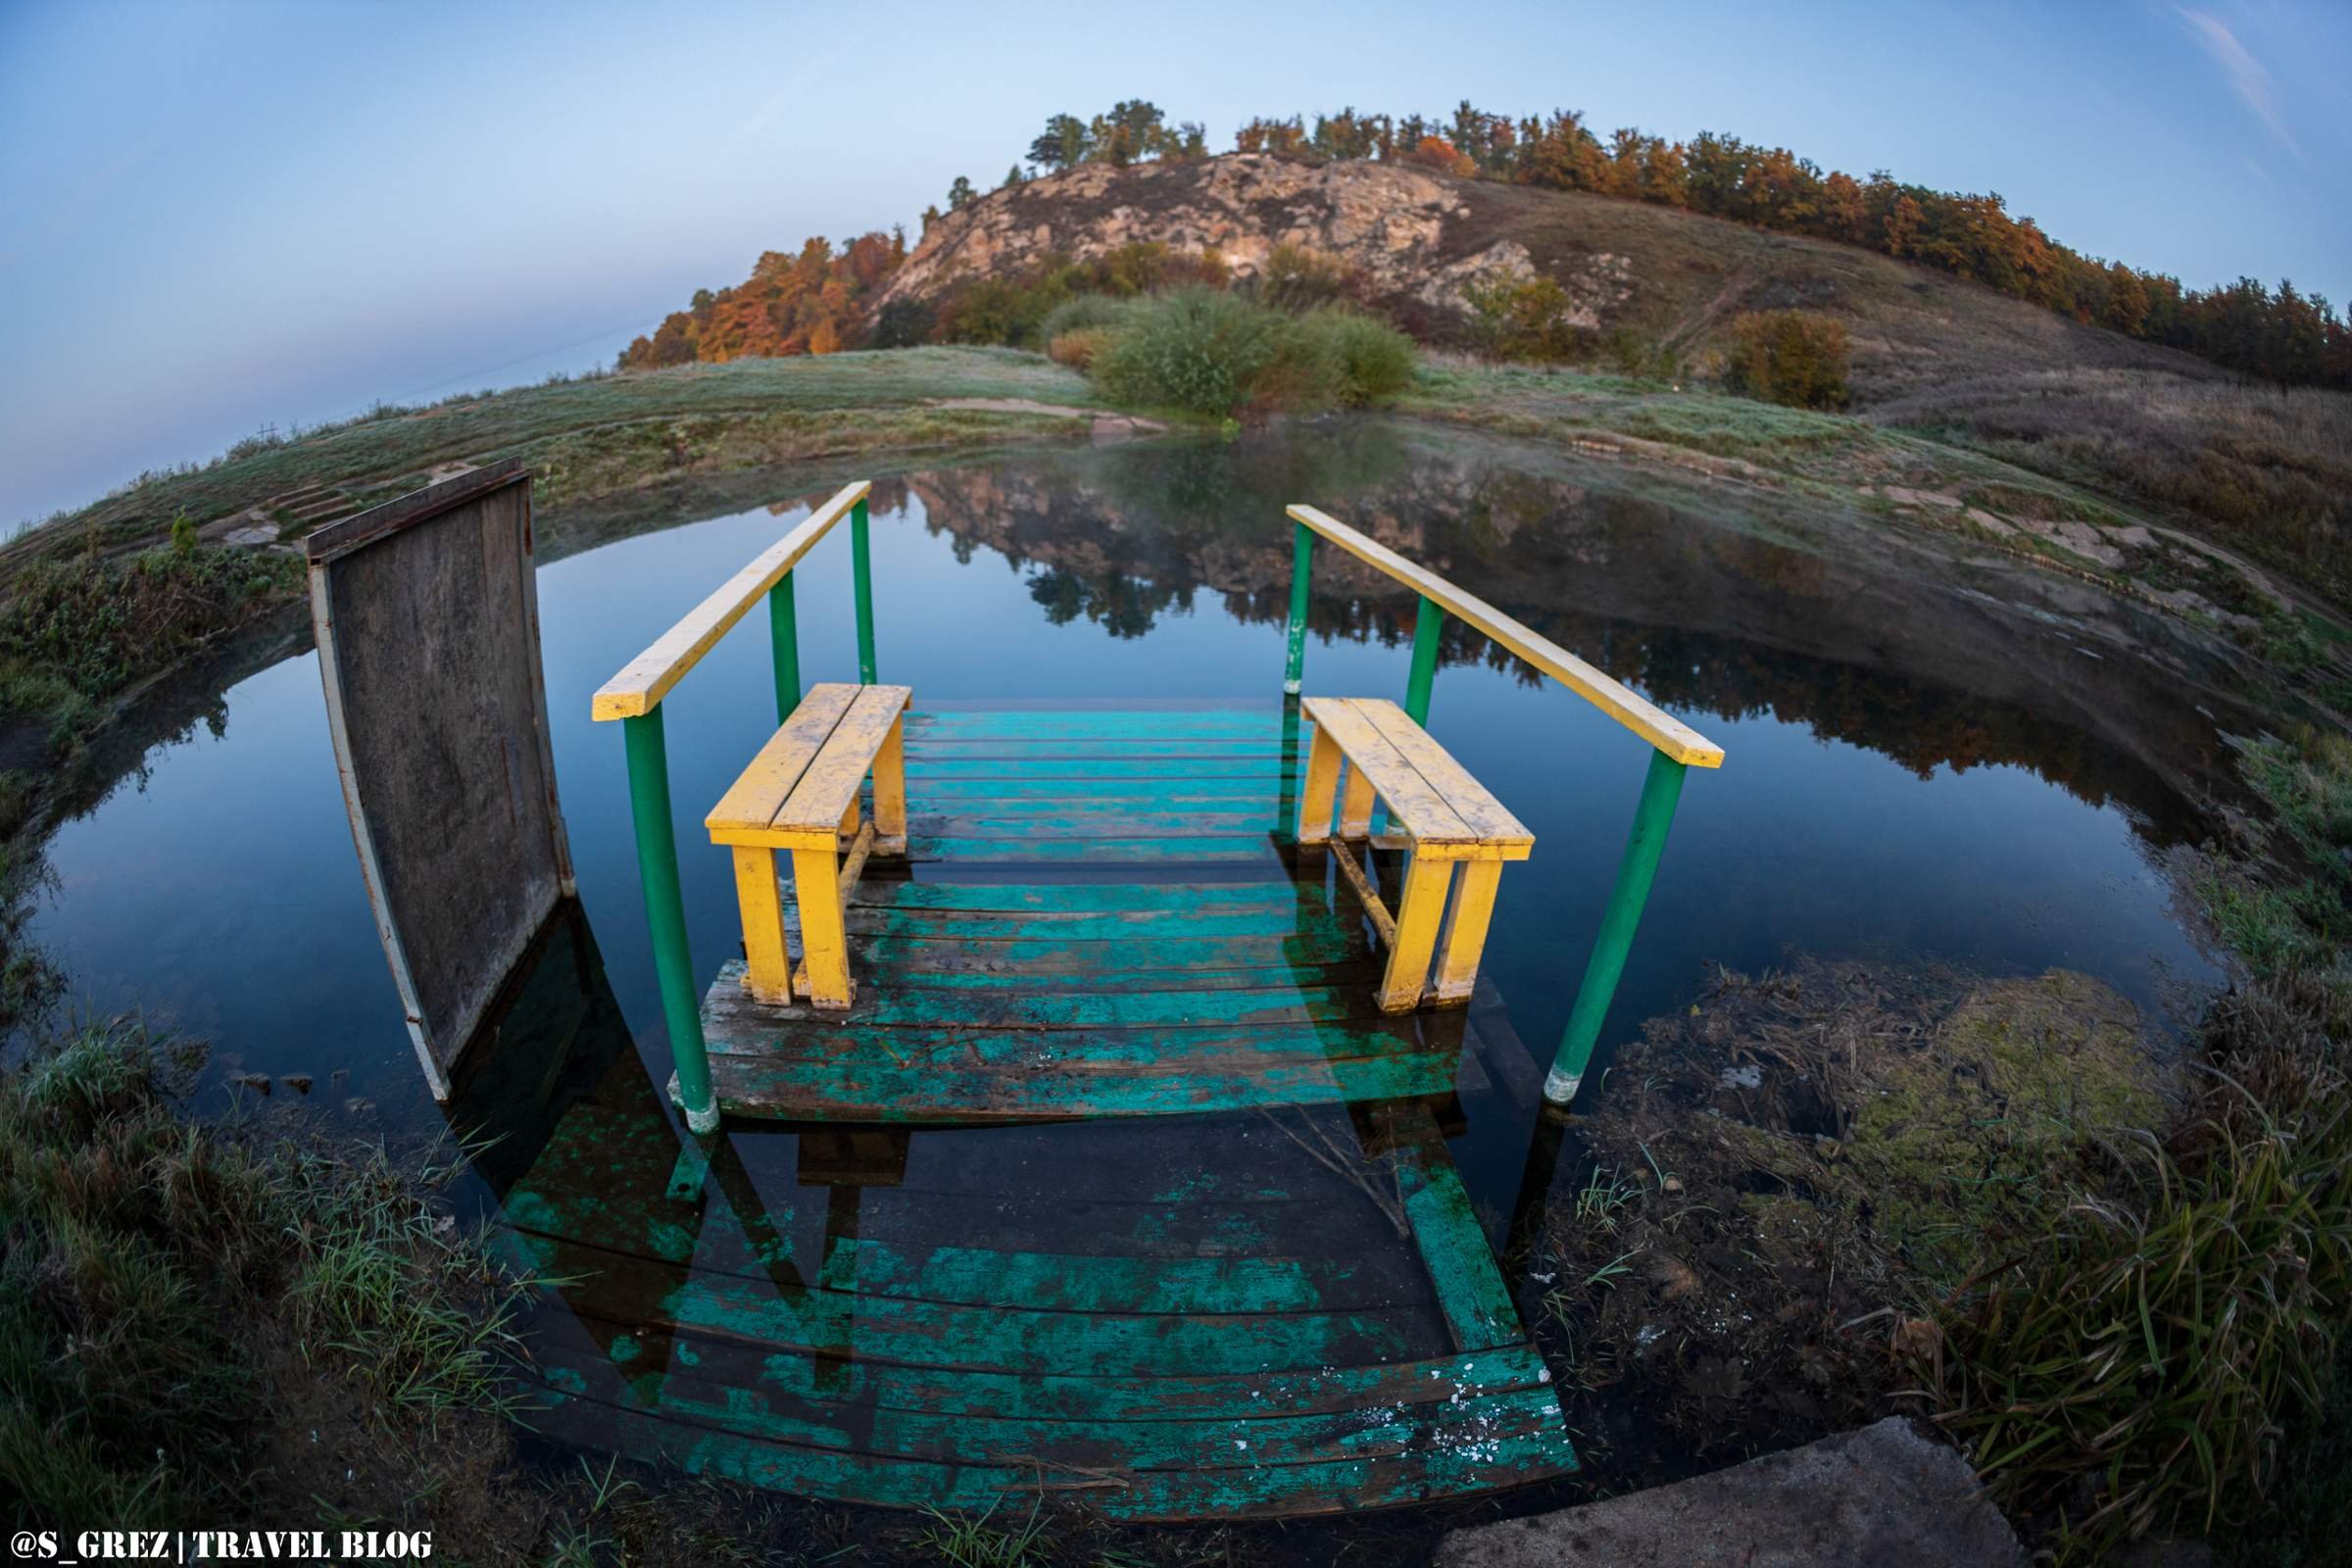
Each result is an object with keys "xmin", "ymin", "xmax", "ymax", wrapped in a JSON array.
[{"xmin": 3, "ymin": 0, "xmax": 2344, "ymax": 526}]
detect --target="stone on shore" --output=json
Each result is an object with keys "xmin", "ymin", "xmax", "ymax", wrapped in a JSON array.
[{"xmin": 1436, "ymin": 1418, "xmax": 2024, "ymax": 1568}]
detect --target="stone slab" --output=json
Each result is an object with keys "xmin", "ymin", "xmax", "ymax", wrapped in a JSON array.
[{"xmin": 1436, "ymin": 1417, "xmax": 2024, "ymax": 1568}]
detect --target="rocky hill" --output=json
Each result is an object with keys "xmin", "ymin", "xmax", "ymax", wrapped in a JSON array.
[{"xmin": 878, "ymin": 153, "xmax": 2220, "ymax": 404}]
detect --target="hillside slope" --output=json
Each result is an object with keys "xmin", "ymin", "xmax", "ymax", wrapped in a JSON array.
[{"xmin": 880, "ymin": 153, "xmax": 2222, "ymax": 403}]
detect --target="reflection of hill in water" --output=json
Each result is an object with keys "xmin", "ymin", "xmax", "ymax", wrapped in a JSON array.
[{"xmin": 886, "ymin": 421, "xmax": 2276, "ymax": 847}]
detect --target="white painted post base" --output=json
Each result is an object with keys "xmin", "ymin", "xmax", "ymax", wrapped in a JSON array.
[
  {"xmin": 668, "ymin": 1070, "xmax": 722, "ymax": 1135},
  {"xmin": 1542, "ymin": 1065, "xmax": 1582, "ymax": 1106}
]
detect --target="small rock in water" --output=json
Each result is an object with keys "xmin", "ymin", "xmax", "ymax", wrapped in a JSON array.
[
  {"xmin": 231, "ymin": 1072, "xmax": 271, "ymax": 1095},
  {"xmin": 343, "ymin": 1098, "xmax": 375, "ymax": 1116},
  {"xmin": 282, "ymin": 1074, "xmax": 314, "ymax": 1093}
]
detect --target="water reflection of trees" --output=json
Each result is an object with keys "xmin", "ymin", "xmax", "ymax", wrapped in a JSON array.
[{"xmin": 898, "ymin": 428, "xmax": 2250, "ymax": 844}]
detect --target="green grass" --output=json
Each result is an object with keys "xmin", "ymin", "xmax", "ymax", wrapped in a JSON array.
[
  {"xmin": 1923, "ymin": 724, "xmax": 2352, "ymax": 1563},
  {"xmin": 910, "ymin": 1499, "xmax": 1049, "ymax": 1568},
  {"xmin": 0, "ymin": 1019, "xmax": 534, "ymax": 1523},
  {"xmin": 12, "ymin": 348, "xmax": 1101, "ymax": 559}
]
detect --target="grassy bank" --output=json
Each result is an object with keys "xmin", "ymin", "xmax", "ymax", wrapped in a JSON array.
[
  {"xmin": 0, "ymin": 1020, "xmax": 532, "ymax": 1526},
  {"xmin": 1529, "ymin": 724, "xmax": 2352, "ymax": 1563},
  {"xmin": 11, "ymin": 348, "xmax": 1103, "ymax": 564}
]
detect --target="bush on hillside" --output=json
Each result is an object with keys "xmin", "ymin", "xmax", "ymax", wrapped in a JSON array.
[
  {"xmin": 1085, "ymin": 289, "xmax": 1417, "ymax": 415},
  {"xmin": 1048, "ymin": 328, "xmax": 1113, "ymax": 369},
  {"xmin": 1036, "ymin": 294, "xmax": 1135, "ymax": 341},
  {"xmin": 1255, "ymin": 244, "xmax": 1361, "ymax": 311},
  {"xmin": 1726, "ymin": 310, "xmax": 1851, "ymax": 410},
  {"xmin": 1463, "ymin": 272, "xmax": 1591, "ymax": 362},
  {"xmin": 1090, "ymin": 288, "xmax": 1285, "ymax": 414}
]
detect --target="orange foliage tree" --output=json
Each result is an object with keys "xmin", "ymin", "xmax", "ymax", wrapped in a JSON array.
[{"xmin": 619, "ymin": 231, "xmax": 906, "ymax": 368}]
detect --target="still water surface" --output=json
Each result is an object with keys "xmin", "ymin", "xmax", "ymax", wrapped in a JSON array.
[{"xmin": 28, "ymin": 421, "xmax": 2224, "ymax": 1142}]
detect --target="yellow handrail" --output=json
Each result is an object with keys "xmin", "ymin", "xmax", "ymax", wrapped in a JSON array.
[
  {"xmin": 592, "ymin": 481, "xmax": 872, "ymax": 720},
  {"xmin": 1285, "ymin": 504, "xmax": 1724, "ymax": 768}
]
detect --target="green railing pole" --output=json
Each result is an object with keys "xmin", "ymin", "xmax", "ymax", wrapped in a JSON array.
[
  {"xmin": 621, "ymin": 707, "xmax": 718, "ymax": 1134},
  {"xmin": 1283, "ymin": 520, "xmax": 1313, "ymax": 694},
  {"xmin": 767, "ymin": 570, "xmax": 800, "ymax": 726},
  {"xmin": 1404, "ymin": 595, "xmax": 1443, "ymax": 725},
  {"xmin": 1544, "ymin": 749, "xmax": 1689, "ymax": 1107},
  {"xmin": 851, "ymin": 496, "xmax": 877, "ymax": 683}
]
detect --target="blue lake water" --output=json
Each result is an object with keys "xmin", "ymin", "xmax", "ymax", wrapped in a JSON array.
[{"xmin": 25, "ymin": 420, "xmax": 2230, "ymax": 1167}]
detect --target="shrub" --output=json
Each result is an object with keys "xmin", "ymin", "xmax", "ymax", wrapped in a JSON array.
[
  {"xmin": 867, "ymin": 298, "xmax": 934, "ymax": 349},
  {"xmin": 1725, "ymin": 309, "xmax": 1850, "ymax": 409},
  {"xmin": 1084, "ymin": 289, "xmax": 1417, "ymax": 415},
  {"xmin": 1256, "ymin": 244, "xmax": 1360, "ymax": 311},
  {"xmin": 1048, "ymin": 328, "xmax": 1113, "ymax": 369},
  {"xmin": 1036, "ymin": 293, "xmax": 1134, "ymax": 341},
  {"xmin": 1463, "ymin": 272, "xmax": 1591, "ymax": 362},
  {"xmin": 1287, "ymin": 306, "xmax": 1416, "ymax": 406},
  {"xmin": 1089, "ymin": 288, "xmax": 1288, "ymax": 414}
]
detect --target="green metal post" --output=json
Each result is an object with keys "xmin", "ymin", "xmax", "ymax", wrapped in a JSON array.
[
  {"xmin": 1404, "ymin": 595, "xmax": 1444, "ymax": 725},
  {"xmin": 767, "ymin": 571, "xmax": 800, "ymax": 726},
  {"xmin": 1282, "ymin": 521, "xmax": 1313, "ymax": 694},
  {"xmin": 850, "ymin": 497, "xmax": 877, "ymax": 683},
  {"xmin": 1544, "ymin": 749, "xmax": 1690, "ymax": 1107},
  {"xmin": 621, "ymin": 708, "xmax": 718, "ymax": 1134}
]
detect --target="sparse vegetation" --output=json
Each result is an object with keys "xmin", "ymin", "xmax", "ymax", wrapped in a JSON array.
[
  {"xmin": 1724, "ymin": 310, "xmax": 1850, "ymax": 410},
  {"xmin": 0, "ymin": 1019, "xmax": 533, "ymax": 1523},
  {"xmin": 0, "ymin": 539, "xmax": 301, "ymax": 757}
]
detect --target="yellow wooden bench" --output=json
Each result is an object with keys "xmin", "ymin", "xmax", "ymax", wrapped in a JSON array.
[
  {"xmin": 1298, "ymin": 697, "xmax": 1534, "ymax": 1012},
  {"xmin": 706, "ymin": 682, "xmax": 911, "ymax": 1010}
]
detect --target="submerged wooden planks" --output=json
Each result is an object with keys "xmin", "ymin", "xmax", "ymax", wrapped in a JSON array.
[
  {"xmin": 498, "ymin": 1076, "xmax": 1573, "ymax": 1519},
  {"xmin": 498, "ymin": 701, "xmax": 1577, "ymax": 1516}
]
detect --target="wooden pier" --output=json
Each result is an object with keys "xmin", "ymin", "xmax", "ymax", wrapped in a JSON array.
[{"xmin": 538, "ymin": 479, "xmax": 1728, "ymax": 1518}]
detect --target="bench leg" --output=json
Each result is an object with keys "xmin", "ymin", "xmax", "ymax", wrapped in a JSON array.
[
  {"xmin": 793, "ymin": 846, "xmax": 855, "ymax": 1009},
  {"xmin": 872, "ymin": 713, "xmax": 907, "ymax": 855},
  {"xmin": 1298, "ymin": 723, "xmax": 1343, "ymax": 846},
  {"xmin": 1339, "ymin": 761, "xmax": 1376, "ymax": 840},
  {"xmin": 731, "ymin": 847, "xmax": 793, "ymax": 1004},
  {"xmin": 1432, "ymin": 858, "xmax": 1502, "ymax": 1005},
  {"xmin": 1378, "ymin": 853, "xmax": 1453, "ymax": 1012}
]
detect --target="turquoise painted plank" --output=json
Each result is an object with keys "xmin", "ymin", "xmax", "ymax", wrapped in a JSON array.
[
  {"xmin": 852, "ymin": 881, "xmax": 1314, "ymax": 912},
  {"xmin": 706, "ymin": 1013, "xmax": 1436, "ymax": 1071},
  {"xmin": 905, "ymin": 741, "xmax": 1288, "ymax": 760},
  {"xmin": 852, "ymin": 930, "xmax": 1362, "ymax": 970},
  {"xmin": 904, "ymin": 834, "xmax": 1277, "ymax": 862},
  {"xmin": 866, "ymin": 961, "xmax": 1370, "ymax": 996},
  {"xmin": 708, "ymin": 1050, "xmax": 1458, "ymax": 1122},
  {"xmin": 906, "ymin": 812, "xmax": 1280, "ymax": 838},
  {"xmin": 1394, "ymin": 1133, "xmax": 1525, "ymax": 1353},
  {"xmin": 542, "ymin": 1351, "xmax": 1566, "ymax": 1475},
  {"xmin": 903, "ymin": 778, "xmax": 1278, "ymax": 802},
  {"xmin": 576, "ymin": 1253, "xmax": 1424, "ymax": 1375},
  {"xmin": 524, "ymin": 1286, "xmax": 1552, "ymax": 1425},
  {"xmin": 714, "ymin": 970, "xmax": 1396, "ymax": 1032},
  {"xmin": 906, "ymin": 759, "xmax": 1300, "ymax": 779},
  {"xmin": 904, "ymin": 712, "xmax": 1276, "ymax": 735},
  {"xmin": 527, "ymin": 1387, "xmax": 1573, "ymax": 1519},
  {"xmin": 840, "ymin": 906, "xmax": 1331, "ymax": 941}
]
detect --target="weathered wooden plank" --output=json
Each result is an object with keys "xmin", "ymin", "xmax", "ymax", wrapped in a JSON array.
[
  {"xmin": 904, "ymin": 740, "xmax": 1288, "ymax": 760},
  {"xmin": 1301, "ymin": 699, "xmax": 1476, "ymax": 847},
  {"xmin": 706, "ymin": 964, "xmax": 1417, "ymax": 1032},
  {"xmin": 775, "ymin": 685, "xmax": 912, "ymax": 840},
  {"xmin": 1288, "ymin": 503, "xmax": 1724, "ymax": 767},
  {"xmin": 903, "ymin": 711, "xmax": 1277, "ymax": 737},
  {"xmin": 593, "ymin": 482, "xmax": 868, "ymax": 719},
  {"xmin": 851, "ymin": 881, "xmax": 1313, "ymax": 913},
  {"xmin": 705, "ymin": 684, "xmax": 858, "ymax": 838},
  {"xmin": 906, "ymin": 811, "xmax": 1279, "ymax": 838},
  {"xmin": 1353, "ymin": 698, "xmax": 1533, "ymax": 854},
  {"xmin": 901, "ymin": 834, "xmax": 1279, "ymax": 862},
  {"xmin": 1380, "ymin": 1106, "xmax": 1525, "ymax": 1354},
  {"xmin": 707, "ymin": 1051, "xmax": 1461, "ymax": 1122},
  {"xmin": 905, "ymin": 758, "xmax": 1300, "ymax": 780},
  {"xmin": 853, "ymin": 929, "xmax": 1365, "ymax": 972},
  {"xmin": 521, "ymin": 1337, "xmax": 1563, "ymax": 1477},
  {"xmin": 519, "ymin": 1292, "xmax": 1552, "ymax": 1430}
]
